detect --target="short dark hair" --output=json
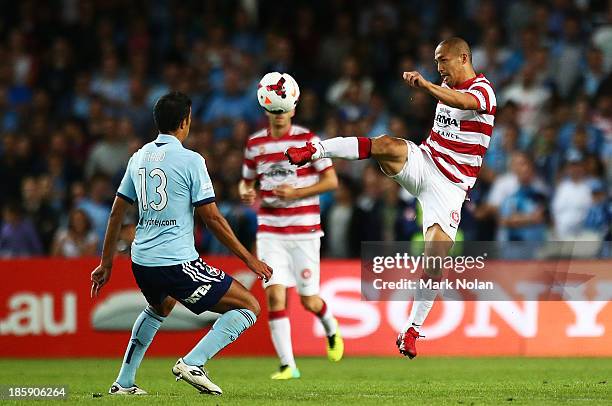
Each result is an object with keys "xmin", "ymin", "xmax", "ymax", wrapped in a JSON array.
[
  {"xmin": 439, "ymin": 37, "xmax": 472, "ymax": 63},
  {"xmin": 153, "ymin": 91, "xmax": 192, "ymax": 133}
]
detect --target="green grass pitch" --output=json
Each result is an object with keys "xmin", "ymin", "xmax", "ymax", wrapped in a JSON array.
[{"xmin": 0, "ymin": 357, "xmax": 611, "ymax": 405}]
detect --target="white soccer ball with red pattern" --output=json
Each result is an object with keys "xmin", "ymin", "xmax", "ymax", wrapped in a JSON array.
[{"xmin": 257, "ymin": 72, "xmax": 300, "ymax": 113}]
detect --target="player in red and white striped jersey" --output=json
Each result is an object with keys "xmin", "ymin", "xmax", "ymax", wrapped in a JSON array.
[
  {"xmin": 286, "ymin": 37, "xmax": 496, "ymax": 359},
  {"xmin": 420, "ymin": 72, "xmax": 496, "ymax": 189},
  {"xmin": 239, "ymin": 107, "xmax": 342, "ymax": 379}
]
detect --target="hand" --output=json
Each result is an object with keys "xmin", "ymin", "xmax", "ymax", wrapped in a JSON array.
[
  {"xmin": 246, "ymin": 257, "xmax": 273, "ymax": 282},
  {"xmin": 273, "ymin": 184, "xmax": 301, "ymax": 201},
  {"xmin": 403, "ymin": 71, "xmax": 430, "ymax": 89},
  {"xmin": 91, "ymin": 264, "xmax": 112, "ymax": 298},
  {"xmin": 238, "ymin": 182, "xmax": 256, "ymax": 205}
]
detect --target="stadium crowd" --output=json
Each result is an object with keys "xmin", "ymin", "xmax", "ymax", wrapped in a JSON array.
[{"xmin": 0, "ymin": 0, "xmax": 610, "ymax": 258}]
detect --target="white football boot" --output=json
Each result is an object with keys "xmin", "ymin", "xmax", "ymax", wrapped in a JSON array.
[
  {"xmin": 172, "ymin": 358, "xmax": 222, "ymax": 395},
  {"xmin": 108, "ymin": 382, "xmax": 147, "ymax": 395}
]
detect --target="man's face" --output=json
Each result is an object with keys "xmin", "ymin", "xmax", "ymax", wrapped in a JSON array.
[
  {"xmin": 266, "ymin": 110, "xmax": 294, "ymax": 127},
  {"xmin": 434, "ymin": 45, "xmax": 466, "ymax": 87}
]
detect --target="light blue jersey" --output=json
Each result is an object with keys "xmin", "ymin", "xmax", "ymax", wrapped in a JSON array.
[{"xmin": 117, "ymin": 134, "xmax": 215, "ymax": 266}]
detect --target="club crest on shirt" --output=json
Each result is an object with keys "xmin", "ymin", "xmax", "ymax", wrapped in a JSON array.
[
  {"xmin": 450, "ymin": 209, "xmax": 460, "ymax": 225},
  {"xmin": 301, "ymin": 269, "xmax": 312, "ymax": 279}
]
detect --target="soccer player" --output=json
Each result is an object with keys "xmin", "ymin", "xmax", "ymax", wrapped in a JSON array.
[
  {"xmin": 239, "ymin": 74, "xmax": 343, "ymax": 379},
  {"xmin": 90, "ymin": 91, "xmax": 272, "ymax": 395},
  {"xmin": 286, "ymin": 38, "xmax": 496, "ymax": 358}
]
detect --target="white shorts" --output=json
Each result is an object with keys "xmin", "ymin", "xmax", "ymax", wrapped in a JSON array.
[
  {"xmin": 382, "ymin": 140, "xmax": 466, "ymax": 241},
  {"xmin": 257, "ymin": 237, "xmax": 321, "ymax": 296}
]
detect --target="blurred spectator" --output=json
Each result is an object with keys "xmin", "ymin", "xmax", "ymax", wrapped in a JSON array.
[
  {"xmin": 0, "ymin": 133, "xmax": 28, "ymax": 206},
  {"xmin": 324, "ymin": 176, "xmax": 358, "ymax": 258},
  {"xmin": 592, "ymin": 6, "xmax": 612, "ymax": 69},
  {"xmin": 77, "ymin": 175, "xmax": 111, "ymax": 253},
  {"xmin": 84, "ymin": 117, "xmax": 130, "ymax": 179},
  {"xmin": 532, "ymin": 124, "xmax": 562, "ymax": 185},
  {"xmin": 498, "ymin": 157, "xmax": 548, "ymax": 241},
  {"xmin": 551, "ymin": 151, "xmax": 593, "ymax": 240},
  {"xmin": 318, "ymin": 13, "xmax": 354, "ymax": 76},
  {"xmin": 472, "ymin": 26, "xmax": 510, "ymax": 86},
  {"xmin": 21, "ymin": 176, "xmax": 60, "ymax": 252},
  {"xmin": 202, "ymin": 68, "xmax": 257, "ymax": 139},
  {"xmin": 39, "ymin": 38, "xmax": 75, "ymax": 108},
  {"xmin": 51, "ymin": 208, "xmax": 98, "ymax": 257},
  {"xmin": 0, "ymin": 201, "xmax": 43, "ymax": 257},
  {"xmin": 326, "ymin": 56, "xmax": 374, "ymax": 107},
  {"xmin": 582, "ymin": 180, "xmax": 611, "ymax": 240},
  {"xmin": 124, "ymin": 78, "xmax": 153, "ymax": 139},
  {"xmin": 485, "ymin": 122, "xmax": 520, "ymax": 175},
  {"xmin": 551, "ymin": 16, "xmax": 584, "ymax": 99},
  {"xmin": 501, "ymin": 62, "xmax": 551, "ymax": 137},
  {"xmin": 557, "ymin": 98, "xmax": 603, "ymax": 152},
  {"xmin": 147, "ymin": 62, "xmax": 180, "ymax": 108},
  {"xmin": 479, "ymin": 152, "xmax": 548, "ymax": 239},
  {"xmin": 580, "ymin": 47, "xmax": 608, "ymax": 98},
  {"xmin": 90, "ymin": 52, "xmax": 130, "ymax": 105},
  {"xmin": 353, "ymin": 165, "xmax": 384, "ymax": 242}
]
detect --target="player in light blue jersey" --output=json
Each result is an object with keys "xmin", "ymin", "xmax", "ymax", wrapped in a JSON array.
[{"xmin": 90, "ymin": 92, "xmax": 272, "ymax": 396}]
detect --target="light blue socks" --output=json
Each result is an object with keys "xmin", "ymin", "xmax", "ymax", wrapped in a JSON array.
[
  {"xmin": 116, "ymin": 306, "xmax": 165, "ymax": 387},
  {"xmin": 183, "ymin": 309, "xmax": 256, "ymax": 366}
]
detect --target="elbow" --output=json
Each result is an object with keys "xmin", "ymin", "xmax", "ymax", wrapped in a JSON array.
[
  {"xmin": 458, "ymin": 99, "xmax": 473, "ymax": 110},
  {"xmin": 108, "ymin": 208, "xmax": 123, "ymax": 221}
]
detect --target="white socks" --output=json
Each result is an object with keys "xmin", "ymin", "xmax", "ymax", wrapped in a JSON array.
[
  {"xmin": 402, "ymin": 283, "xmax": 438, "ymax": 333},
  {"xmin": 314, "ymin": 137, "xmax": 372, "ymax": 160},
  {"xmin": 269, "ymin": 310, "xmax": 296, "ymax": 368},
  {"xmin": 316, "ymin": 300, "xmax": 337, "ymax": 336}
]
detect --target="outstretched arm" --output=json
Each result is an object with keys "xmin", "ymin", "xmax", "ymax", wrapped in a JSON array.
[
  {"xmin": 91, "ymin": 196, "xmax": 131, "ymax": 297},
  {"xmin": 403, "ymin": 71, "xmax": 479, "ymax": 111}
]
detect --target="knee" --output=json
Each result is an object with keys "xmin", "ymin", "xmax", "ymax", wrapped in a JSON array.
[
  {"xmin": 150, "ymin": 300, "xmax": 174, "ymax": 318},
  {"xmin": 245, "ymin": 295, "xmax": 261, "ymax": 317},
  {"xmin": 372, "ymin": 135, "xmax": 403, "ymax": 157},
  {"xmin": 266, "ymin": 291, "xmax": 285, "ymax": 311}
]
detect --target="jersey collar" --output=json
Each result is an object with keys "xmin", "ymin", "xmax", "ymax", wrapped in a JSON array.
[
  {"xmin": 452, "ymin": 73, "xmax": 483, "ymax": 90},
  {"xmin": 266, "ymin": 127, "xmax": 292, "ymax": 140},
  {"xmin": 155, "ymin": 133, "xmax": 182, "ymax": 146}
]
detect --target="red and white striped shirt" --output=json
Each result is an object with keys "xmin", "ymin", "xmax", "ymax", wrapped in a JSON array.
[
  {"xmin": 420, "ymin": 73, "xmax": 496, "ymax": 190},
  {"xmin": 242, "ymin": 125, "xmax": 333, "ymax": 239}
]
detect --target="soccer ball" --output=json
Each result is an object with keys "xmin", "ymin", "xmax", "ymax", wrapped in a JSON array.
[{"xmin": 257, "ymin": 72, "xmax": 300, "ymax": 113}]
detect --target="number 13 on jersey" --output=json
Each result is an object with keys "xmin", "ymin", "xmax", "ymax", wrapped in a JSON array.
[{"xmin": 138, "ymin": 167, "xmax": 168, "ymax": 211}]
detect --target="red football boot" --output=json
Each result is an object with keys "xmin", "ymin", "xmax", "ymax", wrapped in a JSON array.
[
  {"xmin": 396, "ymin": 327, "xmax": 423, "ymax": 359},
  {"xmin": 285, "ymin": 142, "xmax": 317, "ymax": 166}
]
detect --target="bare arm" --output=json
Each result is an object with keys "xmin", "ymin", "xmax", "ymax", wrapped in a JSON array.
[
  {"xmin": 274, "ymin": 167, "xmax": 338, "ymax": 200},
  {"xmin": 196, "ymin": 202, "xmax": 272, "ymax": 281},
  {"xmin": 403, "ymin": 71, "xmax": 480, "ymax": 110},
  {"xmin": 238, "ymin": 179, "xmax": 257, "ymax": 205},
  {"xmin": 90, "ymin": 196, "xmax": 131, "ymax": 297}
]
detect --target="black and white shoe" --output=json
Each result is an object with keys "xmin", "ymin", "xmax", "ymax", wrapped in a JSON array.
[
  {"xmin": 108, "ymin": 382, "xmax": 147, "ymax": 395},
  {"xmin": 172, "ymin": 358, "xmax": 222, "ymax": 395}
]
